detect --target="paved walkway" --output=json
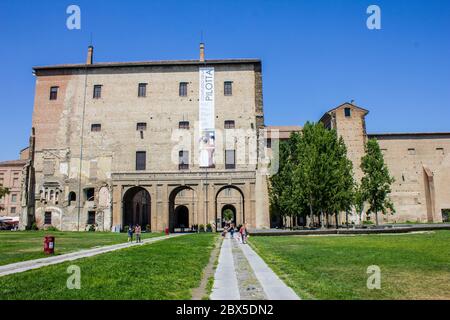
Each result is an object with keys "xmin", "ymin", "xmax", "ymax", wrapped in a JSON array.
[
  {"xmin": 0, "ymin": 233, "xmax": 186, "ymax": 277},
  {"xmin": 211, "ymin": 235, "xmax": 300, "ymax": 300}
]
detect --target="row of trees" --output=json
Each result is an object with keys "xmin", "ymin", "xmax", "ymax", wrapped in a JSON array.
[{"xmin": 269, "ymin": 122, "xmax": 395, "ymax": 228}]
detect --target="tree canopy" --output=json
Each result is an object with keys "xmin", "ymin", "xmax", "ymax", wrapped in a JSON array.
[{"xmin": 360, "ymin": 138, "xmax": 395, "ymax": 225}]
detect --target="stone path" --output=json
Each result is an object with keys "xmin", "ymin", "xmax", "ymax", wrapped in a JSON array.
[
  {"xmin": 211, "ymin": 235, "xmax": 300, "ymax": 300},
  {"xmin": 0, "ymin": 233, "xmax": 187, "ymax": 277}
]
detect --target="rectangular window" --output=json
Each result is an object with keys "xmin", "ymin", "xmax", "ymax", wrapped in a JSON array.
[
  {"xmin": 85, "ymin": 188, "xmax": 95, "ymax": 201},
  {"xmin": 11, "ymin": 194, "xmax": 17, "ymax": 203},
  {"xmin": 179, "ymin": 150, "xmax": 189, "ymax": 170},
  {"xmin": 224, "ymin": 81, "xmax": 233, "ymax": 96},
  {"xmin": 266, "ymin": 138, "xmax": 272, "ymax": 149},
  {"xmin": 49, "ymin": 86, "xmax": 59, "ymax": 100},
  {"xmin": 224, "ymin": 120, "xmax": 235, "ymax": 129},
  {"xmin": 91, "ymin": 124, "xmax": 101, "ymax": 132},
  {"xmin": 179, "ymin": 82, "xmax": 188, "ymax": 97},
  {"xmin": 93, "ymin": 85, "xmax": 102, "ymax": 99},
  {"xmin": 44, "ymin": 212, "xmax": 52, "ymax": 225},
  {"xmin": 10, "ymin": 207, "xmax": 16, "ymax": 214},
  {"xmin": 13, "ymin": 178, "xmax": 19, "ymax": 187},
  {"xmin": 179, "ymin": 121, "xmax": 190, "ymax": 129},
  {"xmin": 344, "ymin": 107, "xmax": 351, "ymax": 117},
  {"xmin": 88, "ymin": 211, "xmax": 96, "ymax": 225},
  {"xmin": 225, "ymin": 150, "xmax": 236, "ymax": 169},
  {"xmin": 138, "ymin": 83, "xmax": 147, "ymax": 97},
  {"xmin": 136, "ymin": 122, "xmax": 147, "ymax": 131},
  {"xmin": 136, "ymin": 151, "xmax": 146, "ymax": 171}
]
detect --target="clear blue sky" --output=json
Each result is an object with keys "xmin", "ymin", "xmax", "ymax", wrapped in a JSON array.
[{"xmin": 0, "ymin": 0, "xmax": 449, "ymax": 161}]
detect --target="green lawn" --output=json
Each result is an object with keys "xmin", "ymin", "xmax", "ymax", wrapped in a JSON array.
[
  {"xmin": 0, "ymin": 233, "xmax": 216, "ymax": 300},
  {"xmin": 0, "ymin": 230, "xmax": 163, "ymax": 266},
  {"xmin": 250, "ymin": 231, "xmax": 450, "ymax": 300}
]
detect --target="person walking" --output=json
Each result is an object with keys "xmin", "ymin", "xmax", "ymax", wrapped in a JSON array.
[
  {"xmin": 229, "ymin": 223, "xmax": 235, "ymax": 240},
  {"xmin": 135, "ymin": 224, "xmax": 142, "ymax": 243},
  {"xmin": 239, "ymin": 223, "xmax": 248, "ymax": 244},
  {"xmin": 127, "ymin": 225, "xmax": 134, "ymax": 242}
]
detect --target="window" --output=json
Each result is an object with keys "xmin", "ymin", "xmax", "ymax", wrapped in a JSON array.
[
  {"xmin": 179, "ymin": 150, "xmax": 189, "ymax": 170},
  {"xmin": 10, "ymin": 207, "xmax": 16, "ymax": 214},
  {"xmin": 11, "ymin": 194, "xmax": 17, "ymax": 203},
  {"xmin": 68, "ymin": 192, "xmax": 76, "ymax": 205},
  {"xmin": 88, "ymin": 211, "xmax": 96, "ymax": 225},
  {"xmin": 91, "ymin": 124, "xmax": 101, "ymax": 132},
  {"xmin": 93, "ymin": 85, "xmax": 102, "ymax": 99},
  {"xmin": 49, "ymin": 86, "xmax": 58, "ymax": 100},
  {"xmin": 136, "ymin": 151, "xmax": 146, "ymax": 171},
  {"xmin": 179, "ymin": 82, "xmax": 188, "ymax": 97},
  {"xmin": 436, "ymin": 148, "xmax": 444, "ymax": 155},
  {"xmin": 179, "ymin": 121, "xmax": 190, "ymax": 129},
  {"xmin": 225, "ymin": 150, "xmax": 236, "ymax": 169},
  {"xmin": 44, "ymin": 212, "xmax": 52, "ymax": 225},
  {"xmin": 266, "ymin": 138, "xmax": 272, "ymax": 149},
  {"xmin": 224, "ymin": 81, "xmax": 233, "ymax": 96},
  {"xmin": 224, "ymin": 120, "xmax": 235, "ymax": 129},
  {"xmin": 85, "ymin": 188, "xmax": 95, "ymax": 201},
  {"xmin": 408, "ymin": 148, "xmax": 416, "ymax": 155},
  {"xmin": 13, "ymin": 177, "xmax": 19, "ymax": 187},
  {"xmin": 136, "ymin": 122, "xmax": 147, "ymax": 131},
  {"xmin": 138, "ymin": 83, "xmax": 147, "ymax": 97},
  {"xmin": 344, "ymin": 107, "xmax": 351, "ymax": 117}
]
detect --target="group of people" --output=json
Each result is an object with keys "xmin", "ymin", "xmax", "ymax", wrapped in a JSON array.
[
  {"xmin": 222, "ymin": 223, "xmax": 249, "ymax": 244},
  {"xmin": 127, "ymin": 224, "xmax": 142, "ymax": 243}
]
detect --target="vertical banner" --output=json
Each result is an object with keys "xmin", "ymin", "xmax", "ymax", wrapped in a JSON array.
[{"xmin": 199, "ymin": 67, "xmax": 215, "ymax": 167}]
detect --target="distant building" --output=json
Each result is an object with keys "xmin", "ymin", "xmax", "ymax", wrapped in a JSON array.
[{"xmin": 0, "ymin": 147, "xmax": 29, "ymax": 218}]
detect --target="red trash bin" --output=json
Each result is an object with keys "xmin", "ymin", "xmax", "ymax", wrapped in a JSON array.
[
  {"xmin": 165, "ymin": 227, "xmax": 169, "ymax": 236},
  {"xmin": 44, "ymin": 235, "xmax": 55, "ymax": 255}
]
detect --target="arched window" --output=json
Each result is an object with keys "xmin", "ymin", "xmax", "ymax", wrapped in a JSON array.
[{"xmin": 68, "ymin": 192, "xmax": 76, "ymax": 206}]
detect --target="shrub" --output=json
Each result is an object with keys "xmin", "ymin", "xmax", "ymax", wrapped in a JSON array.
[
  {"xmin": 46, "ymin": 226, "xmax": 59, "ymax": 232},
  {"xmin": 199, "ymin": 224, "xmax": 205, "ymax": 232},
  {"xmin": 206, "ymin": 223, "xmax": 212, "ymax": 232},
  {"xmin": 31, "ymin": 222, "xmax": 39, "ymax": 230},
  {"xmin": 146, "ymin": 224, "xmax": 151, "ymax": 232}
]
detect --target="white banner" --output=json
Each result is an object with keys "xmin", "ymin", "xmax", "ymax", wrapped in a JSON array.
[{"xmin": 199, "ymin": 67, "xmax": 215, "ymax": 167}]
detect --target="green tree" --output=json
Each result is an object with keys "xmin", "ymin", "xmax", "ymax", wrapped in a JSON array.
[
  {"xmin": 223, "ymin": 209, "xmax": 234, "ymax": 223},
  {"xmin": 293, "ymin": 123, "xmax": 353, "ymax": 229},
  {"xmin": 269, "ymin": 122, "xmax": 354, "ymax": 229},
  {"xmin": 360, "ymin": 139, "xmax": 395, "ymax": 226},
  {"xmin": 353, "ymin": 183, "xmax": 365, "ymax": 226}
]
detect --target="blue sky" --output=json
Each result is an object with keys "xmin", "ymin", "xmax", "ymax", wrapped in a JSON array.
[{"xmin": 0, "ymin": 0, "xmax": 449, "ymax": 161}]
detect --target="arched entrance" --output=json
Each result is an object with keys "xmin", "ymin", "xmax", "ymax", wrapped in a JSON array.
[
  {"xmin": 123, "ymin": 187, "xmax": 151, "ymax": 229},
  {"xmin": 221, "ymin": 204, "xmax": 236, "ymax": 228},
  {"xmin": 215, "ymin": 185, "xmax": 245, "ymax": 231},
  {"xmin": 169, "ymin": 186, "xmax": 197, "ymax": 232},
  {"xmin": 174, "ymin": 205, "xmax": 189, "ymax": 231}
]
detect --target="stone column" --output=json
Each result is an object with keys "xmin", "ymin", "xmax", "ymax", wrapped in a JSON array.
[{"xmin": 112, "ymin": 184, "xmax": 122, "ymax": 228}]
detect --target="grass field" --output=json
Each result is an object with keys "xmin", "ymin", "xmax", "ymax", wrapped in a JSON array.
[
  {"xmin": 0, "ymin": 233, "xmax": 216, "ymax": 300},
  {"xmin": 0, "ymin": 230, "xmax": 163, "ymax": 266},
  {"xmin": 250, "ymin": 231, "xmax": 450, "ymax": 300}
]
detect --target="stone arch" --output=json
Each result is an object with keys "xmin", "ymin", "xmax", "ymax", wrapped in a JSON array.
[
  {"xmin": 169, "ymin": 185, "xmax": 197, "ymax": 232},
  {"xmin": 68, "ymin": 192, "xmax": 76, "ymax": 206},
  {"xmin": 215, "ymin": 185, "xmax": 245, "ymax": 231},
  {"xmin": 123, "ymin": 187, "xmax": 151, "ymax": 229}
]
